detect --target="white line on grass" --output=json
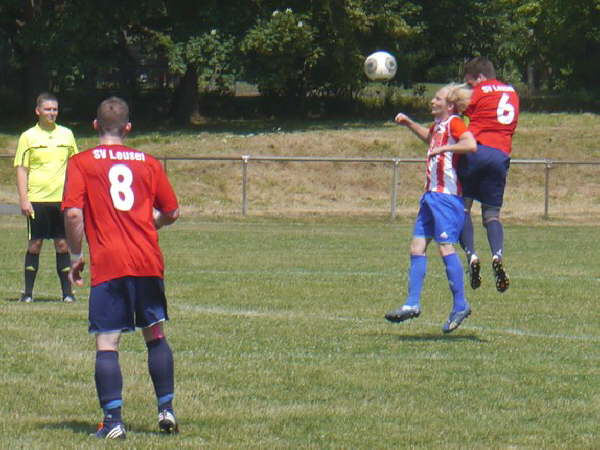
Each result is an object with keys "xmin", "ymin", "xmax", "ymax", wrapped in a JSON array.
[
  {"xmin": 178, "ymin": 304, "xmax": 600, "ymax": 342},
  {"xmin": 168, "ymin": 268, "xmax": 600, "ymax": 283}
]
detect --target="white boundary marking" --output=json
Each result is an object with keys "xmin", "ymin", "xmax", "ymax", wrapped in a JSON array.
[{"xmin": 178, "ymin": 304, "xmax": 600, "ymax": 342}]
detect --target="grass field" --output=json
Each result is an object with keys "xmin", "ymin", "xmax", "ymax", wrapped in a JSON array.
[{"xmin": 3, "ymin": 214, "xmax": 600, "ymax": 448}]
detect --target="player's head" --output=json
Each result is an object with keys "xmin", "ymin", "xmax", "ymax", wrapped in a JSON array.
[
  {"xmin": 430, "ymin": 86, "xmax": 453, "ymax": 119},
  {"xmin": 35, "ymin": 92, "xmax": 59, "ymax": 129},
  {"xmin": 95, "ymin": 96, "xmax": 131, "ymax": 137},
  {"xmin": 446, "ymin": 83, "xmax": 472, "ymax": 114},
  {"xmin": 463, "ymin": 56, "xmax": 496, "ymax": 87}
]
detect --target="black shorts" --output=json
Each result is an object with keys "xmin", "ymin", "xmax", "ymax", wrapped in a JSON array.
[
  {"xmin": 28, "ymin": 202, "xmax": 66, "ymax": 240},
  {"xmin": 88, "ymin": 276, "xmax": 169, "ymax": 333}
]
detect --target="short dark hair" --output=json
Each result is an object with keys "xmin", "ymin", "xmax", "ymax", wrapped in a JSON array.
[
  {"xmin": 463, "ymin": 56, "xmax": 496, "ymax": 79},
  {"xmin": 36, "ymin": 92, "xmax": 58, "ymax": 107},
  {"xmin": 96, "ymin": 96, "xmax": 129, "ymax": 136}
]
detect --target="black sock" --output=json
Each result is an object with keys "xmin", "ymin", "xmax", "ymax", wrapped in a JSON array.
[
  {"xmin": 486, "ymin": 220, "xmax": 504, "ymax": 260},
  {"xmin": 56, "ymin": 252, "xmax": 72, "ymax": 297},
  {"xmin": 24, "ymin": 252, "xmax": 39, "ymax": 295},
  {"xmin": 95, "ymin": 351, "xmax": 123, "ymax": 423},
  {"xmin": 147, "ymin": 338, "xmax": 174, "ymax": 411}
]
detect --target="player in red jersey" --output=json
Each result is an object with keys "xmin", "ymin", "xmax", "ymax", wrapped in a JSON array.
[
  {"xmin": 62, "ymin": 97, "xmax": 180, "ymax": 439},
  {"xmin": 458, "ymin": 57, "xmax": 520, "ymax": 293}
]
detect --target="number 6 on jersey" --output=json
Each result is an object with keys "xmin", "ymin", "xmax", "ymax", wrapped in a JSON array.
[{"xmin": 497, "ymin": 93, "xmax": 516, "ymax": 125}]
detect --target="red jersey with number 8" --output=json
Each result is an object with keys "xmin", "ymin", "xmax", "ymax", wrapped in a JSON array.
[
  {"xmin": 62, "ymin": 145, "xmax": 179, "ymax": 286},
  {"xmin": 465, "ymin": 79, "xmax": 519, "ymax": 155}
]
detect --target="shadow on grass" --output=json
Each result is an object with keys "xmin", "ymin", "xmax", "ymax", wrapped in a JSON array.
[
  {"xmin": 395, "ymin": 333, "xmax": 486, "ymax": 343},
  {"xmin": 5, "ymin": 296, "xmax": 65, "ymax": 303},
  {"xmin": 42, "ymin": 420, "xmax": 167, "ymax": 437},
  {"xmin": 43, "ymin": 420, "xmax": 92, "ymax": 435}
]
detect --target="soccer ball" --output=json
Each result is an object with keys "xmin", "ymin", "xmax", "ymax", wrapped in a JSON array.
[{"xmin": 363, "ymin": 51, "xmax": 397, "ymax": 81}]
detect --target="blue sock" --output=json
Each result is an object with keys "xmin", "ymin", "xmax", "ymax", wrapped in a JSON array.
[
  {"xmin": 443, "ymin": 253, "xmax": 468, "ymax": 312},
  {"xmin": 485, "ymin": 220, "xmax": 504, "ymax": 259},
  {"xmin": 147, "ymin": 338, "xmax": 174, "ymax": 412},
  {"xmin": 459, "ymin": 213, "xmax": 476, "ymax": 260},
  {"xmin": 405, "ymin": 254, "xmax": 427, "ymax": 307},
  {"xmin": 95, "ymin": 351, "xmax": 123, "ymax": 423}
]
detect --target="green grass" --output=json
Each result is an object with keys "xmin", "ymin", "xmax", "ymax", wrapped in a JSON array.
[{"xmin": 2, "ymin": 215, "xmax": 600, "ymax": 448}]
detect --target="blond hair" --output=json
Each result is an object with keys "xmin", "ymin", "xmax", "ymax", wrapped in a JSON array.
[{"xmin": 445, "ymin": 83, "xmax": 472, "ymax": 114}]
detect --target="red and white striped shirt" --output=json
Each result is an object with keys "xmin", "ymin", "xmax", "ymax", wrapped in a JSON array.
[{"xmin": 425, "ymin": 115, "xmax": 468, "ymax": 196}]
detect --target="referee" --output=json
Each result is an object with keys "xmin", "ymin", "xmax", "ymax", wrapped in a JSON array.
[{"xmin": 14, "ymin": 93, "xmax": 78, "ymax": 303}]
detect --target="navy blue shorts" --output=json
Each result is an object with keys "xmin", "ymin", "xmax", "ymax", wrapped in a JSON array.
[
  {"xmin": 28, "ymin": 202, "xmax": 65, "ymax": 240},
  {"xmin": 88, "ymin": 276, "xmax": 169, "ymax": 334},
  {"xmin": 413, "ymin": 192, "xmax": 464, "ymax": 244},
  {"xmin": 458, "ymin": 145, "xmax": 511, "ymax": 207}
]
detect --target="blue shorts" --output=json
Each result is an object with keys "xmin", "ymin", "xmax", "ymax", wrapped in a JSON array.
[
  {"xmin": 458, "ymin": 145, "xmax": 510, "ymax": 207},
  {"xmin": 88, "ymin": 276, "xmax": 169, "ymax": 334},
  {"xmin": 413, "ymin": 192, "xmax": 464, "ymax": 243}
]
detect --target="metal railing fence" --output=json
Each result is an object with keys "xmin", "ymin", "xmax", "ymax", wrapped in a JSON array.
[
  {"xmin": 1, "ymin": 154, "xmax": 597, "ymax": 219},
  {"xmin": 160, "ymin": 155, "xmax": 561, "ymax": 219}
]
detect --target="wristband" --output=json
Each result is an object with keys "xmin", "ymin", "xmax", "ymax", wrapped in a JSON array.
[{"xmin": 70, "ymin": 252, "xmax": 82, "ymax": 263}]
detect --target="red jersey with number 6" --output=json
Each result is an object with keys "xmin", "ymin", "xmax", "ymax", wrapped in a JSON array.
[
  {"xmin": 61, "ymin": 144, "xmax": 179, "ymax": 286},
  {"xmin": 465, "ymin": 79, "xmax": 519, "ymax": 155}
]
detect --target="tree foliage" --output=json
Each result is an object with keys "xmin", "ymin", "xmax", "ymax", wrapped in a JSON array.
[{"xmin": 0, "ymin": 0, "xmax": 598, "ymax": 121}]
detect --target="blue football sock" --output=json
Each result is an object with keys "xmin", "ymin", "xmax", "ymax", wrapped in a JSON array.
[
  {"xmin": 405, "ymin": 254, "xmax": 427, "ymax": 307},
  {"xmin": 459, "ymin": 213, "xmax": 476, "ymax": 261},
  {"xmin": 443, "ymin": 253, "xmax": 468, "ymax": 312},
  {"xmin": 486, "ymin": 219, "xmax": 504, "ymax": 260},
  {"xmin": 147, "ymin": 338, "xmax": 175, "ymax": 411},
  {"xmin": 95, "ymin": 351, "xmax": 123, "ymax": 421}
]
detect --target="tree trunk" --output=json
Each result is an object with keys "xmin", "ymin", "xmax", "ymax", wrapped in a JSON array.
[
  {"xmin": 20, "ymin": 0, "xmax": 50, "ymax": 115},
  {"xmin": 22, "ymin": 51, "xmax": 50, "ymax": 115},
  {"xmin": 171, "ymin": 66, "xmax": 199, "ymax": 125},
  {"xmin": 527, "ymin": 62, "xmax": 536, "ymax": 95}
]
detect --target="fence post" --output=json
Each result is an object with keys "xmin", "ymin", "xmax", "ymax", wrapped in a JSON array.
[
  {"xmin": 390, "ymin": 158, "xmax": 400, "ymax": 219},
  {"xmin": 543, "ymin": 159, "xmax": 553, "ymax": 219},
  {"xmin": 241, "ymin": 155, "xmax": 250, "ymax": 216}
]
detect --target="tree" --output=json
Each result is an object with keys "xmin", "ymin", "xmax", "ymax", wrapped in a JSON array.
[{"xmin": 241, "ymin": 8, "xmax": 321, "ymax": 99}]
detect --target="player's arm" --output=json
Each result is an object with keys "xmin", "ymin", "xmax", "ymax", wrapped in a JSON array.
[
  {"xmin": 64, "ymin": 207, "xmax": 85, "ymax": 286},
  {"xmin": 430, "ymin": 118, "xmax": 477, "ymax": 155},
  {"xmin": 16, "ymin": 165, "xmax": 33, "ymax": 217},
  {"xmin": 430, "ymin": 131, "xmax": 476, "ymax": 155},
  {"xmin": 153, "ymin": 161, "xmax": 180, "ymax": 230},
  {"xmin": 153, "ymin": 208, "xmax": 179, "ymax": 230},
  {"xmin": 394, "ymin": 113, "xmax": 431, "ymax": 143}
]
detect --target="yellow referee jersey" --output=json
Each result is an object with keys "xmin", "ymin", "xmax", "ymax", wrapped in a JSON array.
[{"xmin": 14, "ymin": 124, "xmax": 78, "ymax": 202}]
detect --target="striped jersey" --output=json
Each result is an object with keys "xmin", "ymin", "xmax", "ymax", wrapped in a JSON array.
[{"xmin": 425, "ymin": 115, "xmax": 468, "ymax": 196}]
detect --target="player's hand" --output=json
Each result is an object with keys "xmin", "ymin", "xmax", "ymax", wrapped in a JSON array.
[
  {"xmin": 394, "ymin": 113, "xmax": 410, "ymax": 125},
  {"xmin": 429, "ymin": 146, "xmax": 447, "ymax": 156},
  {"xmin": 69, "ymin": 258, "xmax": 85, "ymax": 287},
  {"xmin": 20, "ymin": 200, "xmax": 34, "ymax": 217}
]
